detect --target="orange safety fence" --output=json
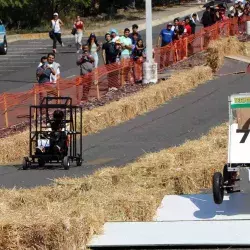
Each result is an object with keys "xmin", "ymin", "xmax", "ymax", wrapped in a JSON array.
[{"xmin": 0, "ymin": 17, "xmax": 247, "ymax": 129}]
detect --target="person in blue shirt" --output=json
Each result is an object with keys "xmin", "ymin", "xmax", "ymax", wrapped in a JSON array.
[{"xmin": 158, "ymin": 23, "xmax": 174, "ymax": 47}]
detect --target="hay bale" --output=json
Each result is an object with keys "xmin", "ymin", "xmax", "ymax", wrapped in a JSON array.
[{"xmin": 206, "ymin": 37, "xmax": 247, "ymax": 72}]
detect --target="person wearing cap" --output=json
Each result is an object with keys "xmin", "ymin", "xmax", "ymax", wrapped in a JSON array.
[
  {"xmin": 51, "ymin": 12, "xmax": 64, "ymax": 53},
  {"xmin": 129, "ymin": 24, "xmax": 142, "ymax": 44},
  {"xmin": 110, "ymin": 29, "xmax": 120, "ymax": 43},
  {"xmin": 158, "ymin": 23, "xmax": 174, "ymax": 47},
  {"xmin": 120, "ymin": 28, "xmax": 133, "ymax": 60}
]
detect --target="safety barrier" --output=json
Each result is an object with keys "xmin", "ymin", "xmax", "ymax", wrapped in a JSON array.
[{"xmin": 0, "ymin": 17, "xmax": 245, "ymax": 129}]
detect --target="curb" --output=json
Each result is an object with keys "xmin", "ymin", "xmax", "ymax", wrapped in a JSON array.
[{"xmin": 7, "ymin": 6, "xmax": 203, "ymax": 43}]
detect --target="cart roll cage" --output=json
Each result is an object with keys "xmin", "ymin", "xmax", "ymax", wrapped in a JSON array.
[{"xmin": 29, "ymin": 96, "xmax": 83, "ymax": 162}]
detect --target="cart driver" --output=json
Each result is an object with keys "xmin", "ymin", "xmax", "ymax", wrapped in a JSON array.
[
  {"xmin": 49, "ymin": 110, "xmax": 69, "ymax": 155},
  {"xmin": 36, "ymin": 110, "xmax": 69, "ymax": 155}
]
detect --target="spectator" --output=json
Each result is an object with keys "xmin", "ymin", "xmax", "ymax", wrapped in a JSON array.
[
  {"xmin": 37, "ymin": 56, "xmax": 47, "ymax": 82},
  {"xmin": 190, "ymin": 13, "xmax": 198, "ymax": 34},
  {"xmin": 37, "ymin": 56, "xmax": 47, "ymax": 68},
  {"xmin": 51, "ymin": 13, "xmax": 64, "ymax": 54},
  {"xmin": 184, "ymin": 17, "xmax": 192, "ymax": 36},
  {"xmin": 47, "ymin": 53, "xmax": 61, "ymax": 84},
  {"xmin": 102, "ymin": 32, "xmax": 122, "ymax": 64},
  {"xmin": 86, "ymin": 33, "xmax": 100, "ymax": 68},
  {"xmin": 158, "ymin": 23, "xmax": 174, "ymax": 47},
  {"xmin": 132, "ymin": 39, "xmax": 145, "ymax": 83},
  {"xmin": 132, "ymin": 39, "xmax": 145, "ymax": 60},
  {"xmin": 201, "ymin": 7, "xmax": 213, "ymax": 27},
  {"xmin": 110, "ymin": 29, "xmax": 120, "ymax": 42},
  {"xmin": 120, "ymin": 28, "xmax": 133, "ymax": 60},
  {"xmin": 129, "ymin": 24, "xmax": 142, "ymax": 44},
  {"xmin": 228, "ymin": 6, "xmax": 236, "ymax": 18},
  {"xmin": 36, "ymin": 59, "xmax": 56, "ymax": 84},
  {"xmin": 73, "ymin": 15, "xmax": 85, "ymax": 53},
  {"xmin": 131, "ymin": 32, "xmax": 139, "ymax": 52},
  {"xmin": 214, "ymin": 8, "xmax": 222, "ymax": 22},
  {"xmin": 102, "ymin": 33, "xmax": 112, "ymax": 64},
  {"xmin": 172, "ymin": 18, "xmax": 184, "ymax": 40},
  {"xmin": 114, "ymin": 40, "xmax": 122, "ymax": 62},
  {"xmin": 191, "ymin": 13, "xmax": 200, "ymax": 23},
  {"xmin": 77, "ymin": 45, "xmax": 95, "ymax": 76}
]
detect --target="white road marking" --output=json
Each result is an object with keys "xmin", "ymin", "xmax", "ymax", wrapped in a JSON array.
[
  {"xmin": 0, "ymin": 65, "xmax": 30, "ymax": 68},
  {"xmin": 0, "ymin": 61, "xmax": 38, "ymax": 63},
  {"xmin": 0, "ymin": 69, "xmax": 15, "ymax": 72},
  {"xmin": 66, "ymin": 75, "xmax": 76, "ymax": 79},
  {"xmin": 0, "ymin": 55, "xmax": 39, "ymax": 58}
]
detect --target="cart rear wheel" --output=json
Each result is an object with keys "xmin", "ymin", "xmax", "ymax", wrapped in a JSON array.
[
  {"xmin": 22, "ymin": 157, "xmax": 29, "ymax": 170},
  {"xmin": 213, "ymin": 172, "xmax": 224, "ymax": 204},
  {"xmin": 63, "ymin": 156, "xmax": 70, "ymax": 170}
]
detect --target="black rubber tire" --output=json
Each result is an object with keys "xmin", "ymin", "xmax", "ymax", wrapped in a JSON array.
[
  {"xmin": 213, "ymin": 172, "xmax": 224, "ymax": 204},
  {"xmin": 22, "ymin": 157, "xmax": 29, "ymax": 170},
  {"xmin": 0, "ymin": 39, "xmax": 7, "ymax": 55},
  {"xmin": 63, "ymin": 156, "xmax": 70, "ymax": 170},
  {"xmin": 76, "ymin": 158, "xmax": 82, "ymax": 167},
  {"xmin": 38, "ymin": 158, "xmax": 45, "ymax": 168}
]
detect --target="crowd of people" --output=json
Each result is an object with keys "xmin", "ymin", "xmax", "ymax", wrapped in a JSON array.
[{"xmin": 36, "ymin": 2, "xmax": 250, "ymax": 85}]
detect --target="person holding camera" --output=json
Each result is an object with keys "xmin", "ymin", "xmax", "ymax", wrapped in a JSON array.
[{"xmin": 76, "ymin": 45, "xmax": 95, "ymax": 76}]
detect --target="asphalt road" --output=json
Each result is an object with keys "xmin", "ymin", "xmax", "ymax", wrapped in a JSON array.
[
  {"xmin": 0, "ymin": 9, "xmax": 205, "ymax": 94},
  {"xmin": 0, "ymin": 58, "xmax": 248, "ymax": 188}
]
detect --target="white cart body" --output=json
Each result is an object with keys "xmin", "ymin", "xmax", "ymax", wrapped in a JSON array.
[{"xmin": 228, "ymin": 93, "xmax": 250, "ymax": 165}]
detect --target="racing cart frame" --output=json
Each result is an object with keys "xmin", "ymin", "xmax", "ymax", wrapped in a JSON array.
[
  {"xmin": 213, "ymin": 93, "xmax": 250, "ymax": 204},
  {"xmin": 22, "ymin": 96, "xmax": 83, "ymax": 170}
]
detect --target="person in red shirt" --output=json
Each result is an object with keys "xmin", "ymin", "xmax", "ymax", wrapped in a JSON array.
[{"xmin": 184, "ymin": 16, "xmax": 192, "ymax": 36}]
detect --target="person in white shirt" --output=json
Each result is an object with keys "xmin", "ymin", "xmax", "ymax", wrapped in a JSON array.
[
  {"xmin": 51, "ymin": 13, "xmax": 65, "ymax": 53},
  {"xmin": 38, "ymin": 53, "xmax": 60, "ymax": 84},
  {"xmin": 47, "ymin": 53, "xmax": 60, "ymax": 84}
]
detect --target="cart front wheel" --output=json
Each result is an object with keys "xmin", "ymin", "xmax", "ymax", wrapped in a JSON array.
[
  {"xmin": 63, "ymin": 156, "xmax": 70, "ymax": 170},
  {"xmin": 213, "ymin": 172, "xmax": 224, "ymax": 204},
  {"xmin": 22, "ymin": 157, "xmax": 29, "ymax": 170}
]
